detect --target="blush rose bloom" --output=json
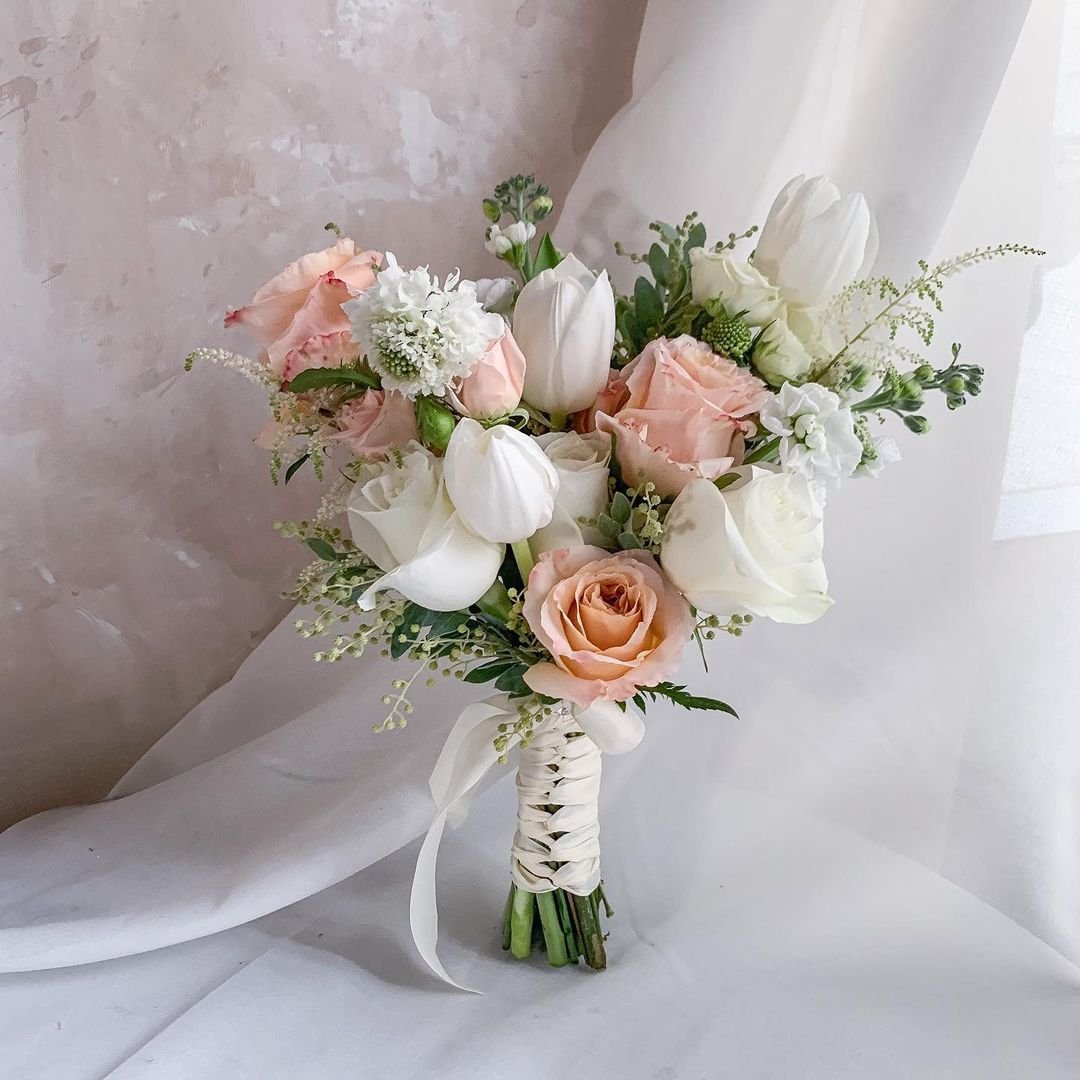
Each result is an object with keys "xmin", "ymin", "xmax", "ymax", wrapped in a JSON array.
[
  {"xmin": 226, "ymin": 238, "xmax": 380, "ymax": 382},
  {"xmin": 327, "ymin": 389, "xmax": 418, "ymax": 458},
  {"xmin": 522, "ymin": 546, "xmax": 693, "ymax": 706},
  {"xmin": 593, "ymin": 335, "xmax": 770, "ymax": 498},
  {"xmin": 448, "ymin": 328, "xmax": 526, "ymax": 419}
]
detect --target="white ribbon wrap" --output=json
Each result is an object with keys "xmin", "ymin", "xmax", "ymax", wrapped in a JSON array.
[{"xmin": 410, "ymin": 695, "xmax": 644, "ymax": 992}]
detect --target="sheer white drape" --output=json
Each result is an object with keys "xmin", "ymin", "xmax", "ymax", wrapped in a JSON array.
[{"xmin": 1, "ymin": 0, "xmax": 1076, "ymax": 991}]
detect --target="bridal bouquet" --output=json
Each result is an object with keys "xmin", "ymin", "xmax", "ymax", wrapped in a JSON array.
[{"xmin": 188, "ymin": 173, "xmax": 1036, "ymax": 989}]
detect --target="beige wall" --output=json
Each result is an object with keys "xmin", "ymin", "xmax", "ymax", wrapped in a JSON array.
[{"xmin": 0, "ymin": 0, "xmax": 643, "ymax": 826}]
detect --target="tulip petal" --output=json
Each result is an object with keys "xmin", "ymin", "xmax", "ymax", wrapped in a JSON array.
[{"xmin": 357, "ymin": 512, "xmax": 503, "ymax": 613}]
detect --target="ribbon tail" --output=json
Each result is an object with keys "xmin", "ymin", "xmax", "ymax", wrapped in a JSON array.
[{"xmin": 409, "ymin": 697, "xmax": 514, "ymax": 993}]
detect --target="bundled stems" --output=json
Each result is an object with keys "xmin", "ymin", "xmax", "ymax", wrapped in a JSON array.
[{"xmin": 502, "ymin": 883, "xmax": 610, "ymax": 970}]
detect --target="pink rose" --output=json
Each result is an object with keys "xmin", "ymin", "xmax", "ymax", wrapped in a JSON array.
[
  {"xmin": 522, "ymin": 546, "xmax": 693, "ymax": 706},
  {"xmin": 450, "ymin": 329, "xmax": 526, "ymax": 419},
  {"xmin": 328, "ymin": 389, "xmax": 418, "ymax": 458},
  {"xmin": 594, "ymin": 335, "xmax": 769, "ymax": 498},
  {"xmin": 225, "ymin": 238, "xmax": 380, "ymax": 382}
]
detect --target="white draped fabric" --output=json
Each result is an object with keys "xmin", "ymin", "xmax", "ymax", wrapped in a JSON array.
[{"xmin": 3, "ymin": 0, "xmax": 1079, "ymax": 1075}]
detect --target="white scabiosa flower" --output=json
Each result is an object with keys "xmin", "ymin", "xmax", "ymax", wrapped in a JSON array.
[
  {"xmin": 344, "ymin": 254, "xmax": 503, "ymax": 399},
  {"xmin": 759, "ymin": 381, "xmax": 862, "ymax": 488}
]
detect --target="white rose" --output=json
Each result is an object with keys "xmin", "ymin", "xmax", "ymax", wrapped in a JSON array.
[
  {"xmin": 444, "ymin": 418, "xmax": 559, "ymax": 543},
  {"xmin": 661, "ymin": 467, "xmax": 832, "ymax": 624},
  {"xmin": 347, "ymin": 444, "xmax": 503, "ymax": 612},
  {"xmin": 513, "ymin": 254, "xmax": 615, "ymax": 415},
  {"xmin": 759, "ymin": 381, "xmax": 863, "ymax": 489},
  {"xmin": 530, "ymin": 429, "xmax": 611, "ymax": 554},
  {"xmin": 688, "ymin": 249, "xmax": 783, "ymax": 325},
  {"xmin": 754, "ymin": 174, "xmax": 878, "ymax": 308},
  {"xmin": 752, "ymin": 315, "xmax": 814, "ymax": 387}
]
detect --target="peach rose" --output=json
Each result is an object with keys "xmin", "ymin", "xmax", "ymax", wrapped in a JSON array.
[
  {"xmin": 328, "ymin": 389, "xmax": 418, "ymax": 458},
  {"xmin": 522, "ymin": 546, "xmax": 693, "ymax": 706},
  {"xmin": 449, "ymin": 328, "xmax": 526, "ymax": 419},
  {"xmin": 593, "ymin": 335, "xmax": 769, "ymax": 498},
  {"xmin": 225, "ymin": 238, "xmax": 381, "ymax": 383}
]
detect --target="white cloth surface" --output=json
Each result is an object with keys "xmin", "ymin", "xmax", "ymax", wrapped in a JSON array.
[
  {"xmin": 3, "ymin": 0, "xmax": 1080, "ymax": 1075},
  {"xmin": 3, "ymin": 775, "xmax": 1080, "ymax": 1079}
]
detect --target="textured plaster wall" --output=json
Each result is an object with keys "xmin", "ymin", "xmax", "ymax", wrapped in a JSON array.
[{"xmin": 0, "ymin": 0, "xmax": 643, "ymax": 826}]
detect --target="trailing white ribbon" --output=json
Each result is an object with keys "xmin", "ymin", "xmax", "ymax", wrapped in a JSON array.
[{"xmin": 410, "ymin": 694, "xmax": 644, "ymax": 992}]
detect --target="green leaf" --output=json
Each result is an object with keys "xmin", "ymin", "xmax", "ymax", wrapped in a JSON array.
[
  {"xmin": 463, "ymin": 660, "xmax": 518, "ymax": 685},
  {"xmin": 685, "ymin": 222, "xmax": 707, "ymax": 253},
  {"xmin": 647, "ymin": 243, "xmax": 671, "ymax": 288},
  {"xmin": 428, "ymin": 611, "xmax": 470, "ymax": 639},
  {"xmin": 640, "ymin": 681, "xmax": 738, "ymax": 717},
  {"xmin": 305, "ymin": 537, "xmax": 340, "ymax": 562},
  {"xmin": 283, "ymin": 454, "xmax": 310, "ymax": 485},
  {"xmin": 598, "ymin": 513, "xmax": 620, "ymax": 539},
  {"xmin": 617, "ymin": 531, "xmax": 642, "ymax": 550},
  {"xmin": 609, "ymin": 491, "xmax": 632, "ymax": 525},
  {"xmin": 494, "ymin": 664, "xmax": 530, "ymax": 696},
  {"xmin": 531, "ymin": 233, "xmax": 561, "ymax": 277},
  {"xmin": 286, "ymin": 366, "xmax": 378, "ymax": 393},
  {"xmin": 633, "ymin": 277, "xmax": 664, "ymax": 331}
]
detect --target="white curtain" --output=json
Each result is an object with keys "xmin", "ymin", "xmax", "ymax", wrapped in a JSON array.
[{"xmin": 3, "ymin": 1, "xmax": 1078, "ymax": 1074}]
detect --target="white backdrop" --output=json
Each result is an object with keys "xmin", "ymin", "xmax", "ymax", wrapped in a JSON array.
[{"xmin": 2, "ymin": 1, "xmax": 1079, "ymax": 1077}]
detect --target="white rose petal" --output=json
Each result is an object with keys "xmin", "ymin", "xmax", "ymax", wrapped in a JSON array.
[
  {"xmin": 688, "ymin": 249, "xmax": 783, "ymax": 326},
  {"xmin": 661, "ymin": 467, "xmax": 832, "ymax": 624},
  {"xmin": 531, "ymin": 429, "xmax": 611, "ymax": 554}
]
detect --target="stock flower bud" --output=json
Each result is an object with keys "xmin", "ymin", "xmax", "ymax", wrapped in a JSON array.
[{"xmin": 482, "ymin": 198, "xmax": 502, "ymax": 223}]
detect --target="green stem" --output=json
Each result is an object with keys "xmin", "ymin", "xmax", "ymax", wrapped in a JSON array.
[
  {"xmin": 501, "ymin": 884, "xmax": 515, "ymax": 950},
  {"xmin": 555, "ymin": 887, "xmax": 581, "ymax": 961},
  {"xmin": 511, "ymin": 539, "xmax": 535, "ymax": 584},
  {"xmin": 536, "ymin": 892, "xmax": 570, "ymax": 967},
  {"xmin": 743, "ymin": 436, "xmax": 780, "ymax": 464},
  {"xmin": 510, "ymin": 886, "xmax": 535, "ymax": 959},
  {"xmin": 548, "ymin": 412, "xmax": 569, "ymax": 432},
  {"xmin": 572, "ymin": 892, "xmax": 607, "ymax": 971}
]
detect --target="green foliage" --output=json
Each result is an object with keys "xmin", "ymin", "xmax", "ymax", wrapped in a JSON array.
[
  {"xmin": 530, "ymin": 233, "xmax": 562, "ymax": 278},
  {"xmin": 632, "ymin": 682, "xmax": 738, "ymax": 717},
  {"xmin": 286, "ymin": 365, "xmax": 379, "ymax": 393},
  {"xmin": 283, "ymin": 454, "xmax": 310, "ymax": 485}
]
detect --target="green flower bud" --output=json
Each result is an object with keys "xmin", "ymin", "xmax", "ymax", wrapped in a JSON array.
[
  {"xmin": 482, "ymin": 198, "xmax": 502, "ymax": 223},
  {"xmin": 527, "ymin": 195, "xmax": 554, "ymax": 221},
  {"xmin": 913, "ymin": 363, "xmax": 935, "ymax": 383},
  {"xmin": 944, "ymin": 375, "xmax": 966, "ymax": 394},
  {"xmin": 416, "ymin": 396, "xmax": 457, "ymax": 453},
  {"xmin": 903, "ymin": 414, "xmax": 930, "ymax": 434},
  {"xmin": 847, "ymin": 364, "xmax": 872, "ymax": 391}
]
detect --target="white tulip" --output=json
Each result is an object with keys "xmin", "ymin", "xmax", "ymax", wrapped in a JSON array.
[
  {"xmin": 661, "ymin": 467, "xmax": 831, "ymax": 624},
  {"xmin": 513, "ymin": 254, "xmax": 616, "ymax": 414},
  {"xmin": 530, "ymin": 429, "xmax": 611, "ymax": 554},
  {"xmin": 688, "ymin": 249, "xmax": 783, "ymax": 325},
  {"xmin": 347, "ymin": 445, "xmax": 503, "ymax": 612},
  {"xmin": 754, "ymin": 175, "xmax": 878, "ymax": 308},
  {"xmin": 444, "ymin": 418, "xmax": 559, "ymax": 543}
]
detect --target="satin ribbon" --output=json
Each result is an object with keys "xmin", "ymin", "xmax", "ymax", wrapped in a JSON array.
[{"xmin": 409, "ymin": 694, "xmax": 644, "ymax": 992}]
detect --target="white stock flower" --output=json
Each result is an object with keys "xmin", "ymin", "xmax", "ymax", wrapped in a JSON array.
[
  {"xmin": 444, "ymin": 419, "xmax": 559, "ymax": 543},
  {"xmin": 514, "ymin": 254, "xmax": 616, "ymax": 414},
  {"xmin": 661, "ymin": 467, "xmax": 831, "ymax": 624},
  {"xmin": 347, "ymin": 444, "xmax": 503, "ymax": 612},
  {"xmin": 688, "ymin": 249, "xmax": 783, "ymax": 325},
  {"xmin": 855, "ymin": 432, "xmax": 901, "ymax": 478},
  {"xmin": 759, "ymin": 381, "xmax": 862, "ymax": 488},
  {"xmin": 484, "ymin": 224, "xmax": 512, "ymax": 255},
  {"xmin": 344, "ymin": 254, "xmax": 503, "ymax": 399},
  {"xmin": 530, "ymin": 429, "xmax": 611, "ymax": 554},
  {"xmin": 504, "ymin": 221, "xmax": 535, "ymax": 246},
  {"xmin": 754, "ymin": 175, "xmax": 878, "ymax": 308}
]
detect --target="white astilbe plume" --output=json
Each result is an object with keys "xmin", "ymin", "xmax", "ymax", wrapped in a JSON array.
[
  {"xmin": 344, "ymin": 253, "xmax": 503, "ymax": 399},
  {"xmin": 759, "ymin": 381, "xmax": 863, "ymax": 489}
]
